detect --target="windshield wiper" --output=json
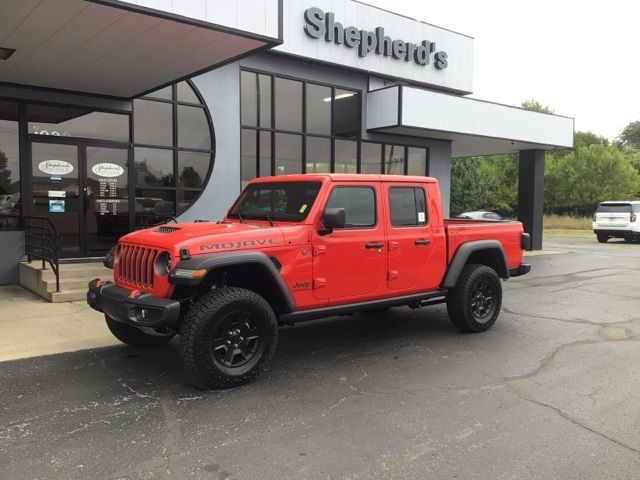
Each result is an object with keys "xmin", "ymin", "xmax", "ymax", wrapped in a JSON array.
[
  {"xmin": 237, "ymin": 213, "xmax": 243, "ymax": 224},
  {"xmin": 265, "ymin": 215, "xmax": 276, "ymax": 227}
]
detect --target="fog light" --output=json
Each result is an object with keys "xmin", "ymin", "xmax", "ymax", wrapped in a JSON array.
[{"xmin": 137, "ymin": 308, "xmax": 149, "ymax": 322}]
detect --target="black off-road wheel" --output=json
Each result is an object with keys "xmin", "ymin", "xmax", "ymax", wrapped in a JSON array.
[
  {"xmin": 105, "ymin": 315, "xmax": 175, "ymax": 348},
  {"xmin": 180, "ymin": 287, "xmax": 278, "ymax": 389},
  {"xmin": 597, "ymin": 234, "xmax": 608, "ymax": 243},
  {"xmin": 446, "ymin": 264, "xmax": 502, "ymax": 333}
]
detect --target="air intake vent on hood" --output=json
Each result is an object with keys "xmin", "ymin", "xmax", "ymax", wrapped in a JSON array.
[{"xmin": 155, "ymin": 226, "xmax": 181, "ymax": 233}]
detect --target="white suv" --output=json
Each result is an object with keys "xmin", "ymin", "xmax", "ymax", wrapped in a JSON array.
[{"xmin": 593, "ymin": 201, "xmax": 640, "ymax": 243}]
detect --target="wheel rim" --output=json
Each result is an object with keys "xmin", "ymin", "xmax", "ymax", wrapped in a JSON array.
[
  {"xmin": 470, "ymin": 278, "xmax": 497, "ymax": 323},
  {"xmin": 211, "ymin": 310, "xmax": 261, "ymax": 368}
]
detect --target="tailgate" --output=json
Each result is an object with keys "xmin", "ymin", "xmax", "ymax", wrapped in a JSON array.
[{"xmin": 445, "ymin": 219, "xmax": 526, "ymax": 269}]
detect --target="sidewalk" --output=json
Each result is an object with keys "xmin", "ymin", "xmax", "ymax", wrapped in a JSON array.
[{"xmin": 0, "ymin": 285, "xmax": 118, "ymax": 363}]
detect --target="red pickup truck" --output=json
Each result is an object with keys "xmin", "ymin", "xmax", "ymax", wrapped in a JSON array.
[{"xmin": 88, "ymin": 174, "xmax": 530, "ymax": 388}]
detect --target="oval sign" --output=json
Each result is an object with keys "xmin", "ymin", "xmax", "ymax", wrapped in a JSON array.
[
  {"xmin": 92, "ymin": 163, "xmax": 124, "ymax": 178},
  {"xmin": 38, "ymin": 160, "xmax": 74, "ymax": 176}
]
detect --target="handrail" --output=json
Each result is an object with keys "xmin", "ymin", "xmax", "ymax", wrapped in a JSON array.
[{"xmin": 23, "ymin": 216, "xmax": 62, "ymax": 292}]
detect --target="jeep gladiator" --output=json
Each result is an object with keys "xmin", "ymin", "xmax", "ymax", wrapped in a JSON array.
[{"xmin": 88, "ymin": 174, "xmax": 531, "ymax": 388}]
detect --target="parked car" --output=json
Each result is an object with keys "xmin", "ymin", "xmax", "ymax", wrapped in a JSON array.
[
  {"xmin": 457, "ymin": 211, "xmax": 503, "ymax": 221},
  {"xmin": 593, "ymin": 201, "xmax": 640, "ymax": 243},
  {"xmin": 88, "ymin": 174, "xmax": 530, "ymax": 388}
]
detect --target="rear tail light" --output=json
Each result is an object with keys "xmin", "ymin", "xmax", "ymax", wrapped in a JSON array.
[{"xmin": 631, "ymin": 213, "xmax": 637, "ymax": 222}]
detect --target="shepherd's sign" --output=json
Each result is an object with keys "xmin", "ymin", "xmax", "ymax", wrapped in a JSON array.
[{"xmin": 303, "ymin": 7, "xmax": 448, "ymax": 69}]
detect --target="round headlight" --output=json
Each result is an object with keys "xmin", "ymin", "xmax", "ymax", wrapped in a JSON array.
[{"xmin": 155, "ymin": 251, "xmax": 172, "ymax": 276}]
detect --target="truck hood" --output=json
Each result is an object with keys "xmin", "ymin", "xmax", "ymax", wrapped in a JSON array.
[{"xmin": 119, "ymin": 222, "xmax": 286, "ymax": 255}]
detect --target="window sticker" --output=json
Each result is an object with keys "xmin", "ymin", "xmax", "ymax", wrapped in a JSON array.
[
  {"xmin": 49, "ymin": 200, "xmax": 65, "ymax": 213},
  {"xmin": 299, "ymin": 204, "xmax": 308, "ymax": 214},
  {"xmin": 418, "ymin": 212, "xmax": 425, "ymax": 223}
]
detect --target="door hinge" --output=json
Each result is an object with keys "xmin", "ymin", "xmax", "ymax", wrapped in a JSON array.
[
  {"xmin": 388, "ymin": 241, "xmax": 399, "ymax": 251},
  {"xmin": 388, "ymin": 270, "xmax": 399, "ymax": 281},
  {"xmin": 313, "ymin": 245, "xmax": 326, "ymax": 256},
  {"xmin": 313, "ymin": 278, "xmax": 326, "ymax": 289}
]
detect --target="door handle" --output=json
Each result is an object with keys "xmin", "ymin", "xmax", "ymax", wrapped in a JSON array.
[
  {"xmin": 365, "ymin": 242, "xmax": 384, "ymax": 249},
  {"xmin": 414, "ymin": 238, "xmax": 431, "ymax": 246}
]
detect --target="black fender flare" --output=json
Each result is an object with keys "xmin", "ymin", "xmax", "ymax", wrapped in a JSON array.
[
  {"xmin": 169, "ymin": 251, "xmax": 295, "ymax": 314},
  {"xmin": 442, "ymin": 240, "xmax": 509, "ymax": 289}
]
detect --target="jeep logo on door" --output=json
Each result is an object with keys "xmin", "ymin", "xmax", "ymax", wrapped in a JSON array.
[
  {"xmin": 92, "ymin": 163, "xmax": 124, "ymax": 178},
  {"xmin": 38, "ymin": 160, "xmax": 74, "ymax": 176}
]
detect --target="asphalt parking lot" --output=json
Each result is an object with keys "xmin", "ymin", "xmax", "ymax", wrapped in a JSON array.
[{"xmin": 1, "ymin": 237, "xmax": 640, "ymax": 480}]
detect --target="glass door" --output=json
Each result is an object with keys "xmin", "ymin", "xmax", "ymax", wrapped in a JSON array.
[
  {"xmin": 30, "ymin": 141, "xmax": 82, "ymax": 256},
  {"xmin": 84, "ymin": 145, "xmax": 130, "ymax": 256}
]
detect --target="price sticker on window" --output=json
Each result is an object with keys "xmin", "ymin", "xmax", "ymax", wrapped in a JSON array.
[
  {"xmin": 418, "ymin": 212, "xmax": 426, "ymax": 223},
  {"xmin": 299, "ymin": 204, "xmax": 308, "ymax": 214}
]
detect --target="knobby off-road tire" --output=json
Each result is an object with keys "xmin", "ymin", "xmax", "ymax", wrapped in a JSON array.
[
  {"xmin": 597, "ymin": 234, "xmax": 609, "ymax": 243},
  {"xmin": 446, "ymin": 264, "xmax": 502, "ymax": 333},
  {"xmin": 180, "ymin": 287, "xmax": 278, "ymax": 389},
  {"xmin": 105, "ymin": 315, "xmax": 175, "ymax": 348}
]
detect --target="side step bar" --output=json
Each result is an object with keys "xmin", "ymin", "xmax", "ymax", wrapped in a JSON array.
[{"xmin": 279, "ymin": 289, "xmax": 448, "ymax": 324}]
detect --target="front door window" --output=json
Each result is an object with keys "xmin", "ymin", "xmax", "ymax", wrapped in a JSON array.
[
  {"xmin": 31, "ymin": 142, "xmax": 81, "ymax": 255},
  {"xmin": 85, "ymin": 146, "xmax": 129, "ymax": 256}
]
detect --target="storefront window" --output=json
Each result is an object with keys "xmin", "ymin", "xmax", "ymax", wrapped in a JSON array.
[
  {"xmin": 333, "ymin": 89, "xmax": 359, "ymax": 138},
  {"xmin": 239, "ymin": 70, "xmax": 427, "ymax": 185},
  {"xmin": 135, "ymin": 147, "xmax": 174, "ymax": 187},
  {"xmin": 133, "ymin": 99, "xmax": 173, "ymax": 147},
  {"xmin": 334, "ymin": 139, "xmax": 357, "ymax": 173},
  {"xmin": 306, "ymin": 84, "xmax": 331, "ymax": 135},
  {"xmin": 408, "ymin": 147, "xmax": 428, "ymax": 176},
  {"xmin": 275, "ymin": 133, "xmax": 302, "ymax": 175},
  {"xmin": 134, "ymin": 81, "xmax": 213, "ymax": 225},
  {"xmin": 361, "ymin": 142, "xmax": 382, "ymax": 174},
  {"xmin": 0, "ymin": 100, "xmax": 20, "ymax": 220},
  {"xmin": 28, "ymin": 104, "xmax": 128, "ymax": 143},
  {"xmin": 275, "ymin": 78, "xmax": 302, "ymax": 132},
  {"xmin": 306, "ymin": 136, "xmax": 331, "ymax": 173},
  {"xmin": 384, "ymin": 145, "xmax": 406, "ymax": 174}
]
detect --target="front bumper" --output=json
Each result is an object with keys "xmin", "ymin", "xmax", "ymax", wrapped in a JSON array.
[
  {"xmin": 87, "ymin": 279, "xmax": 181, "ymax": 328},
  {"xmin": 509, "ymin": 263, "xmax": 531, "ymax": 277}
]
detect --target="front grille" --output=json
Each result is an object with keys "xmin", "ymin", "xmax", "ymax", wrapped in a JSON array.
[{"xmin": 117, "ymin": 244, "xmax": 159, "ymax": 288}]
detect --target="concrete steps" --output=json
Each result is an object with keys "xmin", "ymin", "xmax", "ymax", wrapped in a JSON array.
[{"xmin": 19, "ymin": 261, "xmax": 113, "ymax": 303}]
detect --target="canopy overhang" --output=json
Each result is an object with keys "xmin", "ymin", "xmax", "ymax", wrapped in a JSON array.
[
  {"xmin": 366, "ymin": 85, "xmax": 574, "ymax": 157},
  {"xmin": 0, "ymin": 0, "xmax": 282, "ymax": 99}
]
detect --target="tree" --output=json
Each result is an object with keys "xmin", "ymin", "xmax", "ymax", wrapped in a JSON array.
[
  {"xmin": 450, "ymin": 157, "xmax": 495, "ymax": 216},
  {"xmin": 545, "ymin": 144, "xmax": 640, "ymax": 215},
  {"xmin": 617, "ymin": 120, "xmax": 640, "ymax": 150},
  {"xmin": 574, "ymin": 131, "xmax": 609, "ymax": 149},
  {"xmin": 521, "ymin": 99, "xmax": 554, "ymax": 114}
]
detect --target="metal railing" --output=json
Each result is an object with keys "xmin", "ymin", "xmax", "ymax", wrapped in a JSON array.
[{"xmin": 23, "ymin": 216, "xmax": 62, "ymax": 292}]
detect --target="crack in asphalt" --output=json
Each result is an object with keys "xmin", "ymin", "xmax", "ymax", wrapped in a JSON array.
[{"xmin": 508, "ymin": 387, "xmax": 640, "ymax": 457}]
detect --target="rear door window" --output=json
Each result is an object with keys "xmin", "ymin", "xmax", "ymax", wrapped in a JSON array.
[
  {"xmin": 597, "ymin": 204, "xmax": 631, "ymax": 213},
  {"xmin": 388, "ymin": 187, "xmax": 427, "ymax": 227},
  {"xmin": 325, "ymin": 186, "xmax": 376, "ymax": 228}
]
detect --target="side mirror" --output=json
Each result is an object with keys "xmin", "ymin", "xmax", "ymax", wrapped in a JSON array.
[{"xmin": 320, "ymin": 207, "xmax": 346, "ymax": 235}]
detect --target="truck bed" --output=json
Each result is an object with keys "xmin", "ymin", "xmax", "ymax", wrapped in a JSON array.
[{"xmin": 444, "ymin": 218, "xmax": 525, "ymax": 270}]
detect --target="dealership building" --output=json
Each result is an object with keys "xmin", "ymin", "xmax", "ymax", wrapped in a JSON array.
[{"xmin": 0, "ymin": 0, "xmax": 573, "ymax": 287}]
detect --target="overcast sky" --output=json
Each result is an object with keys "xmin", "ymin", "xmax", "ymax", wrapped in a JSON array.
[{"xmin": 366, "ymin": 0, "xmax": 639, "ymax": 140}]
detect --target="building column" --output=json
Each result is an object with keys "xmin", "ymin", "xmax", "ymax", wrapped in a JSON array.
[
  {"xmin": 428, "ymin": 142, "xmax": 452, "ymax": 218},
  {"xmin": 517, "ymin": 149, "xmax": 545, "ymax": 250}
]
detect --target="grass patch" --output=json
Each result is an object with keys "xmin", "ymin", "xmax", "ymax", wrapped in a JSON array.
[
  {"xmin": 544, "ymin": 229, "xmax": 594, "ymax": 238},
  {"xmin": 544, "ymin": 214, "xmax": 592, "ymax": 230}
]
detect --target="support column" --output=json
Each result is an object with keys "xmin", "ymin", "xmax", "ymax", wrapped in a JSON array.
[{"xmin": 517, "ymin": 149, "xmax": 545, "ymax": 250}]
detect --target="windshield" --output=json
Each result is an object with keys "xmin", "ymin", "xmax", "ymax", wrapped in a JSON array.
[{"xmin": 229, "ymin": 182, "xmax": 322, "ymax": 222}]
